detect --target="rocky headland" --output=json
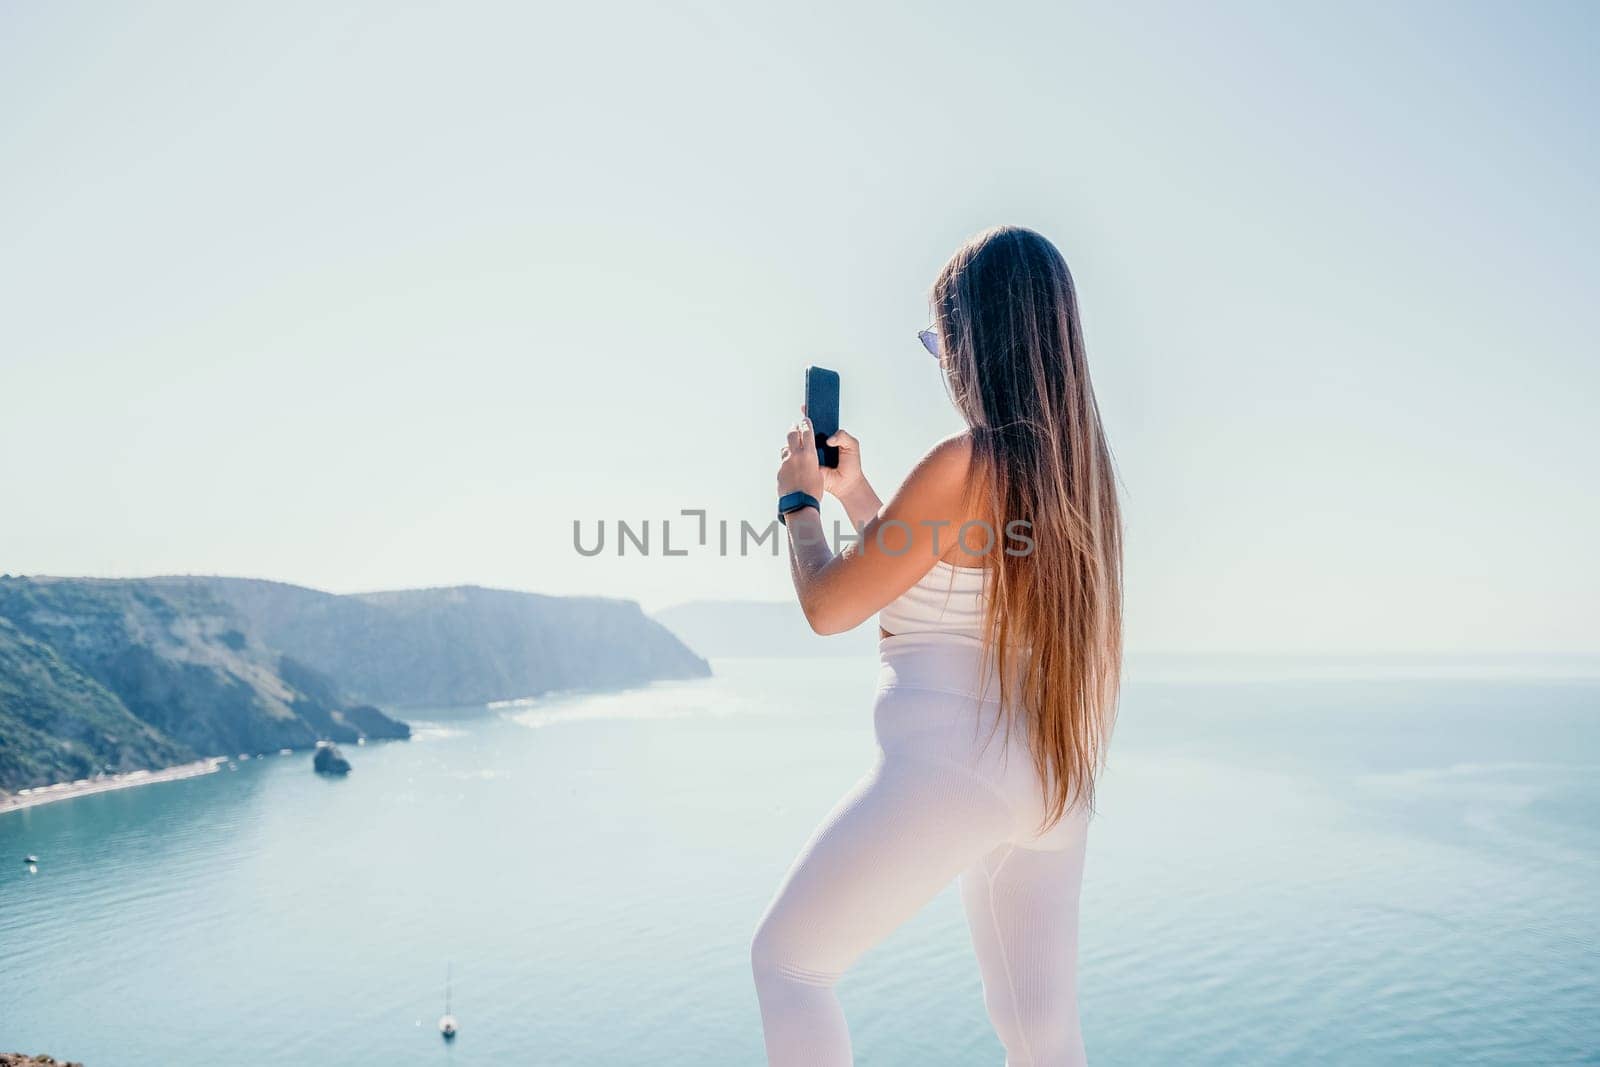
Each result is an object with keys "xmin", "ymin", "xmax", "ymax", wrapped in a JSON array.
[{"xmin": 0, "ymin": 576, "xmax": 709, "ymax": 800}]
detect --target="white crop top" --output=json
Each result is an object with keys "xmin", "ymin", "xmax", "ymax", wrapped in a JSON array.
[{"xmin": 879, "ymin": 559, "xmax": 990, "ymax": 641}]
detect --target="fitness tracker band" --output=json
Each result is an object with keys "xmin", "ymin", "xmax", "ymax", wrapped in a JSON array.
[{"xmin": 777, "ymin": 491, "xmax": 821, "ymax": 525}]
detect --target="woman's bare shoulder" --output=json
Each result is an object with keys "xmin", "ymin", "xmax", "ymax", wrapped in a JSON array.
[
  {"xmin": 885, "ymin": 431, "xmax": 983, "ymax": 527},
  {"xmin": 909, "ymin": 430, "xmax": 975, "ymax": 483},
  {"xmin": 898, "ymin": 430, "xmax": 994, "ymax": 534}
]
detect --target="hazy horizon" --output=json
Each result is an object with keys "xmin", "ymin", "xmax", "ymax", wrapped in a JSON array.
[
  {"xmin": 14, "ymin": 573, "xmax": 1599, "ymax": 661},
  {"xmin": 4, "ymin": 2, "xmax": 1596, "ymax": 655}
]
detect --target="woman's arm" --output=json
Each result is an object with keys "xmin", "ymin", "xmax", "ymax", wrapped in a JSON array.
[{"xmin": 777, "ymin": 417, "xmax": 974, "ymax": 636}]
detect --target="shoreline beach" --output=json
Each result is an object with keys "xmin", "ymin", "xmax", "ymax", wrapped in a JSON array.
[{"xmin": 0, "ymin": 757, "xmax": 228, "ymax": 817}]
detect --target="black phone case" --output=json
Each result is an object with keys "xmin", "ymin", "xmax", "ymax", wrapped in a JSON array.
[{"xmin": 805, "ymin": 366, "xmax": 841, "ymax": 468}]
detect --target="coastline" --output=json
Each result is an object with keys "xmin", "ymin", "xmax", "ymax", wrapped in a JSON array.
[{"xmin": 0, "ymin": 757, "xmax": 228, "ymax": 817}]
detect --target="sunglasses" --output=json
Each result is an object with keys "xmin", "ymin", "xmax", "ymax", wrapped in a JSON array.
[{"xmin": 918, "ymin": 327, "xmax": 940, "ymax": 358}]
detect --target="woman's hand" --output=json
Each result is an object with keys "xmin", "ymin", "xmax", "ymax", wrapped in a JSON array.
[
  {"xmin": 822, "ymin": 429, "xmax": 865, "ymax": 500},
  {"xmin": 797, "ymin": 402, "xmax": 869, "ymax": 502},
  {"xmin": 776, "ymin": 413, "xmax": 825, "ymax": 500},
  {"xmin": 820, "ymin": 425, "xmax": 882, "ymax": 532}
]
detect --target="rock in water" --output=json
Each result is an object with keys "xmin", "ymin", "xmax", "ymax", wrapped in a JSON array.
[
  {"xmin": 313, "ymin": 743, "xmax": 351, "ymax": 776},
  {"xmin": 339, "ymin": 703, "xmax": 411, "ymax": 740}
]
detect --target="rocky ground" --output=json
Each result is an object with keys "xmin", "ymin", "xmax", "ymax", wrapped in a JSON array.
[{"xmin": 2, "ymin": 1055, "xmax": 84, "ymax": 1067}]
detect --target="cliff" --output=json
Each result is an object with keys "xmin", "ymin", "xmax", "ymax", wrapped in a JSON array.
[
  {"xmin": 0, "ymin": 577, "xmax": 409, "ymax": 793},
  {"xmin": 169, "ymin": 578, "xmax": 712, "ymax": 707},
  {"xmin": 0, "ymin": 576, "xmax": 710, "ymax": 794},
  {"xmin": 0, "ymin": 617, "xmax": 192, "ymax": 791}
]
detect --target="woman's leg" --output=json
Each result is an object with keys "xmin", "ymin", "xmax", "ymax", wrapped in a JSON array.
[
  {"xmin": 960, "ymin": 838, "xmax": 1089, "ymax": 1067},
  {"xmin": 751, "ymin": 752, "xmax": 1015, "ymax": 1066}
]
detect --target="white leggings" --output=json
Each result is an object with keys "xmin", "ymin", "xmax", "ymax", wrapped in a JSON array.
[{"xmin": 752, "ymin": 633, "xmax": 1090, "ymax": 1066}]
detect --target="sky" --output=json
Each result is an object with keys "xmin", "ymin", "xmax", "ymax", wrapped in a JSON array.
[{"xmin": 2, "ymin": 1, "xmax": 1596, "ymax": 654}]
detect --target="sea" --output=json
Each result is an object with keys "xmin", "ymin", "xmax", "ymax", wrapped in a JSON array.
[{"xmin": 2, "ymin": 654, "xmax": 1597, "ymax": 1065}]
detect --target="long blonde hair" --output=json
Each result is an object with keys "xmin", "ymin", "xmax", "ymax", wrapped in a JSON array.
[{"xmin": 934, "ymin": 226, "xmax": 1123, "ymax": 826}]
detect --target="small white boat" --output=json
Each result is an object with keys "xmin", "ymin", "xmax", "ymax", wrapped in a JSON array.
[
  {"xmin": 439, "ymin": 963, "xmax": 458, "ymax": 1040},
  {"xmin": 23, "ymin": 854, "xmax": 39, "ymax": 865}
]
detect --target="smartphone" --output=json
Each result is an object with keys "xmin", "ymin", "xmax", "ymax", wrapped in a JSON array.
[{"xmin": 804, "ymin": 365, "xmax": 841, "ymax": 468}]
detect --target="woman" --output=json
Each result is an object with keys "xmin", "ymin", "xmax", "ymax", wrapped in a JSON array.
[{"xmin": 753, "ymin": 226, "xmax": 1123, "ymax": 1066}]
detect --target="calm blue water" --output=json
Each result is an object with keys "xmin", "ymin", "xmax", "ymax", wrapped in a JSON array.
[{"xmin": 2, "ymin": 656, "xmax": 1597, "ymax": 1065}]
